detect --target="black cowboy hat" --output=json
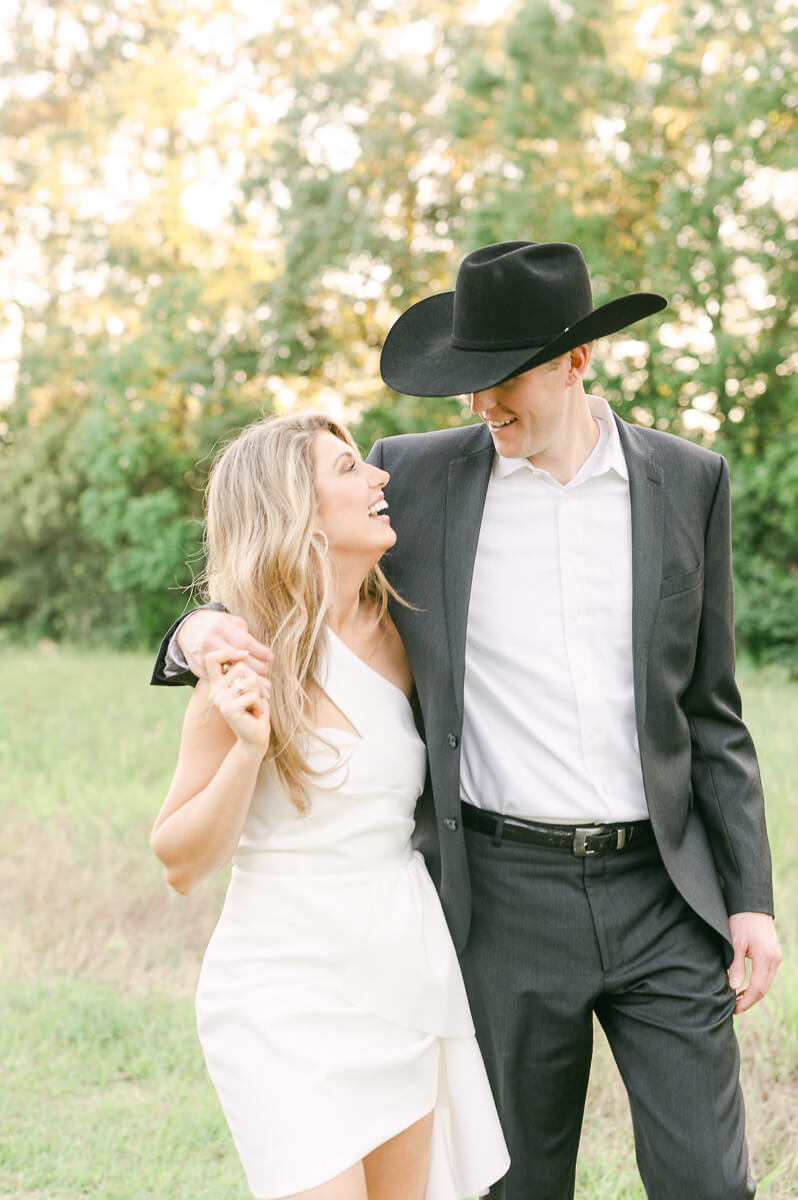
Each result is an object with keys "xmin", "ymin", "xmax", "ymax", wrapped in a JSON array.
[{"xmin": 380, "ymin": 240, "xmax": 667, "ymax": 397}]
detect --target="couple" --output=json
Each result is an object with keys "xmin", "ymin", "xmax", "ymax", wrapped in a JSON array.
[{"xmin": 151, "ymin": 241, "xmax": 781, "ymax": 1200}]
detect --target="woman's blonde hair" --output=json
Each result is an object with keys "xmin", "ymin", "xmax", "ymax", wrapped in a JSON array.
[{"xmin": 201, "ymin": 411, "xmax": 398, "ymax": 811}]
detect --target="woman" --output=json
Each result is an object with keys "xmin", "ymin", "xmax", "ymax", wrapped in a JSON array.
[{"xmin": 150, "ymin": 412, "xmax": 509, "ymax": 1200}]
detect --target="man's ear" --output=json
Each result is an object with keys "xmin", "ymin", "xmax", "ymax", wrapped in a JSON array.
[{"xmin": 566, "ymin": 343, "xmax": 592, "ymax": 383}]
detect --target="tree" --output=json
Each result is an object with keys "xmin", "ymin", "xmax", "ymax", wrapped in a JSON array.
[
  {"xmin": 0, "ymin": 0, "xmax": 795, "ymax": 653},
  {"xmin": 0, "ymin": 0, "xmax": 279, "ymax": 642}
]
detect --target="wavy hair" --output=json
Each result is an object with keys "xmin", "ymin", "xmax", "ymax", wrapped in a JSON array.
[{"xmin": 201, "ymin": 411, "xmax": 400, "ymax": 812}]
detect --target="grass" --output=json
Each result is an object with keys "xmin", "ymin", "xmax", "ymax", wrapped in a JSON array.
[
  {"xmin": 1, "ymin": 644, "xmax": 796, "ymax": 1198},
  {"xmin": 0, "ymin": 978, "xmax": 246, "ymax": 1198}
]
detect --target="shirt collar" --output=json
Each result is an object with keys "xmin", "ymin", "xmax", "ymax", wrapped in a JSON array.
[{"xmin": 492, "ymin": 393, "xmax": 629, "ymax": 484}]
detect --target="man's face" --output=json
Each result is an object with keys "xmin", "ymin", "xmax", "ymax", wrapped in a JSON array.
[{"xmin": 468, "ymin": 353, "xmax": 577, "ymax": 463}]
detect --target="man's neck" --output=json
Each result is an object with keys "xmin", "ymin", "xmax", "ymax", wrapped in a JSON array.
[{"xmin": 528, "ymin": 394, "xmax": 600, "ymax": 485}]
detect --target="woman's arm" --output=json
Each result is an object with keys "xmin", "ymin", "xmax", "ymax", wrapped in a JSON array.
[{"xmin": 150, "ymin": 653, "xmax": 271, "ymax": 894}]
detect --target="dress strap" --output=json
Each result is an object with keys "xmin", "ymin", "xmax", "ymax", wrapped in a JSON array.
[{"xmin": 320, "ymin": 627, "xmax": 407, "ymax": 740}]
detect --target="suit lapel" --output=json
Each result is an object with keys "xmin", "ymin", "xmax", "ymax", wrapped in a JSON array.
[
  {"xmin": 443, "ymin": 426, "xmax": 495, "ymax": 720},
  {"xmin": 616, "ymin": 417, "xmax": 664, "ymax": 732}
]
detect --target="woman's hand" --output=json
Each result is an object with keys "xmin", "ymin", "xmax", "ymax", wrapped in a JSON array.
[{"xmin": 207, "ymin": 650, "xmax": 271, "ymax": 752}]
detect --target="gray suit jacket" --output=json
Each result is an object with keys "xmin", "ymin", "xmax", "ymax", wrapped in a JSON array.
[{"xmin": 368, "ymin": 416, "xmax": 773, "ymax": 955}]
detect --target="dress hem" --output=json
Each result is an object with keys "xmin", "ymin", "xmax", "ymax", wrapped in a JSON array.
[{"xmin": 241, "ymin": 1088, "xmax": 438, "ymax": 1199}]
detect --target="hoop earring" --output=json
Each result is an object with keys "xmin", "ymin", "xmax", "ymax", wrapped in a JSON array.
[{"xmin": 315, "ymin": 530, "xmax": 329, "ymax": 555}]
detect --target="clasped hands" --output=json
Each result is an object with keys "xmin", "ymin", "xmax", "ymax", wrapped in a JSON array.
[
  {"xmin": 181, "ymin": 610, "xmax": 272, "ymax": 749},
  {"xmin": 179, "ymin": 609, "xmax": 273, "ymax": 682}
]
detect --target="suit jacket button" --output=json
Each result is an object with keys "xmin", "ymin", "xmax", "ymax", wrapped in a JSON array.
[
  {"xmin": 447, "ymin": 733, "xmax": 459, "ymax": 748},
  {"xmin": 444, "ymin": 818, "xmax": 458, "ymax": 831}
]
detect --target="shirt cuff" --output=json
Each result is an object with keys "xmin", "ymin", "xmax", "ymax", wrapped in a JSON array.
[{"xmin": 163, "ymin": 631, "xmax": 190, "ymax": 677}]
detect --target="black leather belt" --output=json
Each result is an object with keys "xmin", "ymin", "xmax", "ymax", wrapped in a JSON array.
[{"xmin": 461, "ymin": 802, "xmax": 654, "ymax": 857}]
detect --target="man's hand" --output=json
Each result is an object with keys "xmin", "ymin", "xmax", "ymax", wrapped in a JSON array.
[
  {"xmin": 727, "ymin": 911, "xmax": 782, "ymax": 1013},
  {"xmin": 176, "ymin": 610, "xmax": 272, "ymax": 682}
]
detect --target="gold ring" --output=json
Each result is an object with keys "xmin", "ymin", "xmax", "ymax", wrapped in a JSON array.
[{"xmin": 232, "ymin": 678, "xmax": 248, "ymax": 696}]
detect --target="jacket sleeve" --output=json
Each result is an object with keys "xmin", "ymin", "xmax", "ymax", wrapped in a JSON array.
[{"xmin": 681, "ymin": 457, "xmax": 774, "ymax": 916}]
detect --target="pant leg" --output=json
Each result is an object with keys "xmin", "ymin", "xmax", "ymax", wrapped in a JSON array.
[
  {"xmin": 460, "ymin": 826, "xmax": 755, "ymax": 1200},
  {"xmin": 460, "ymin": 826, "xmax": 604, "ymax": 1200},
  {"xmin": 586, "ymin": 843, "xmax": 755, "ymax": 1200}
]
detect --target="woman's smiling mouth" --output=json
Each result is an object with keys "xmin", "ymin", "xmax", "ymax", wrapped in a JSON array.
[{"xmin": 368, "ymin": 498, "xmax": 390, "ymax": 521}]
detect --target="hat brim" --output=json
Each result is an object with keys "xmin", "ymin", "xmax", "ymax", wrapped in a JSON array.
[{"xmin": 380, "ymin": 291, "xmax": 667, "ymax": 397}]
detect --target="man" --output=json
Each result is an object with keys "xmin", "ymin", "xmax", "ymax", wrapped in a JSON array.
[{"xmin": 153, "ymin": 241, "xmax": 781, "ymax": 1199}]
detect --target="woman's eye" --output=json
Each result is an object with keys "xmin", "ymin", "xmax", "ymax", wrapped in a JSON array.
[{"xmin": 346, "ymin": 459, "xmax": 357, "ymax": 472}]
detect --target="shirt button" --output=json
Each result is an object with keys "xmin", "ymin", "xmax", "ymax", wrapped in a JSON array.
[
  {"xmin": 444, "ymin": 818, "xmax": 458, "ymax": 831},
  {"xmin": 447, "ymin": 733, "xmax": 459, "ymax": 748}
]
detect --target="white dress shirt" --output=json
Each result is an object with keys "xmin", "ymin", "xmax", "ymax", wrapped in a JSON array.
[{"xmin": 460, "ymin": 395, "xmax": 648, "ymax": 823}]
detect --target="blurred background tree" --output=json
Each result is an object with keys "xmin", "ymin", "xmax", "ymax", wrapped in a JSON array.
[{"xmin": 0, "ymin": 0, "xmax": 795, "ymax": 658}]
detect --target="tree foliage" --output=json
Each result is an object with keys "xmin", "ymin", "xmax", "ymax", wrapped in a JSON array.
[{"xmin": 0, "ymin": 0, "xmax": 795, "ymax": 654}]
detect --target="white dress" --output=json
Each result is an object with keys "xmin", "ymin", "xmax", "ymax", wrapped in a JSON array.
[{"xmin": 195, "ymin": 628, "xmax": 509, "ymax": 1199}]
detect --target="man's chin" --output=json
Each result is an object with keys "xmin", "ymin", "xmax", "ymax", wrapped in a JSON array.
[{"xmin": 490, "ymin": 434, "xmax": 525, "ymax": 459}]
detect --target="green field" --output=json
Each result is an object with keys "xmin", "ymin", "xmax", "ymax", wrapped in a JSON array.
[{"xmin": 1, "ymin": 646, "xmax": 796, "ymax": 1198}]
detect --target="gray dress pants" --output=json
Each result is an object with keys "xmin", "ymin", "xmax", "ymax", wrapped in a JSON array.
[{"xmin": 459, "ymin": 821, "xmax": 755, "ymax": 1200}]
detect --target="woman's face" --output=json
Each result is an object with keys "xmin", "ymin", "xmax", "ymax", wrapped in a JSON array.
[{"xmin": 313, "ymin": 431, "xmax": 396, "ymax": 560}]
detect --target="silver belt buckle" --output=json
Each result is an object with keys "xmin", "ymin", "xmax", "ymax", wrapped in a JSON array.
[{"xmin": 573, "ymin": 826, "xmax": 606, "ymax": 857}]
